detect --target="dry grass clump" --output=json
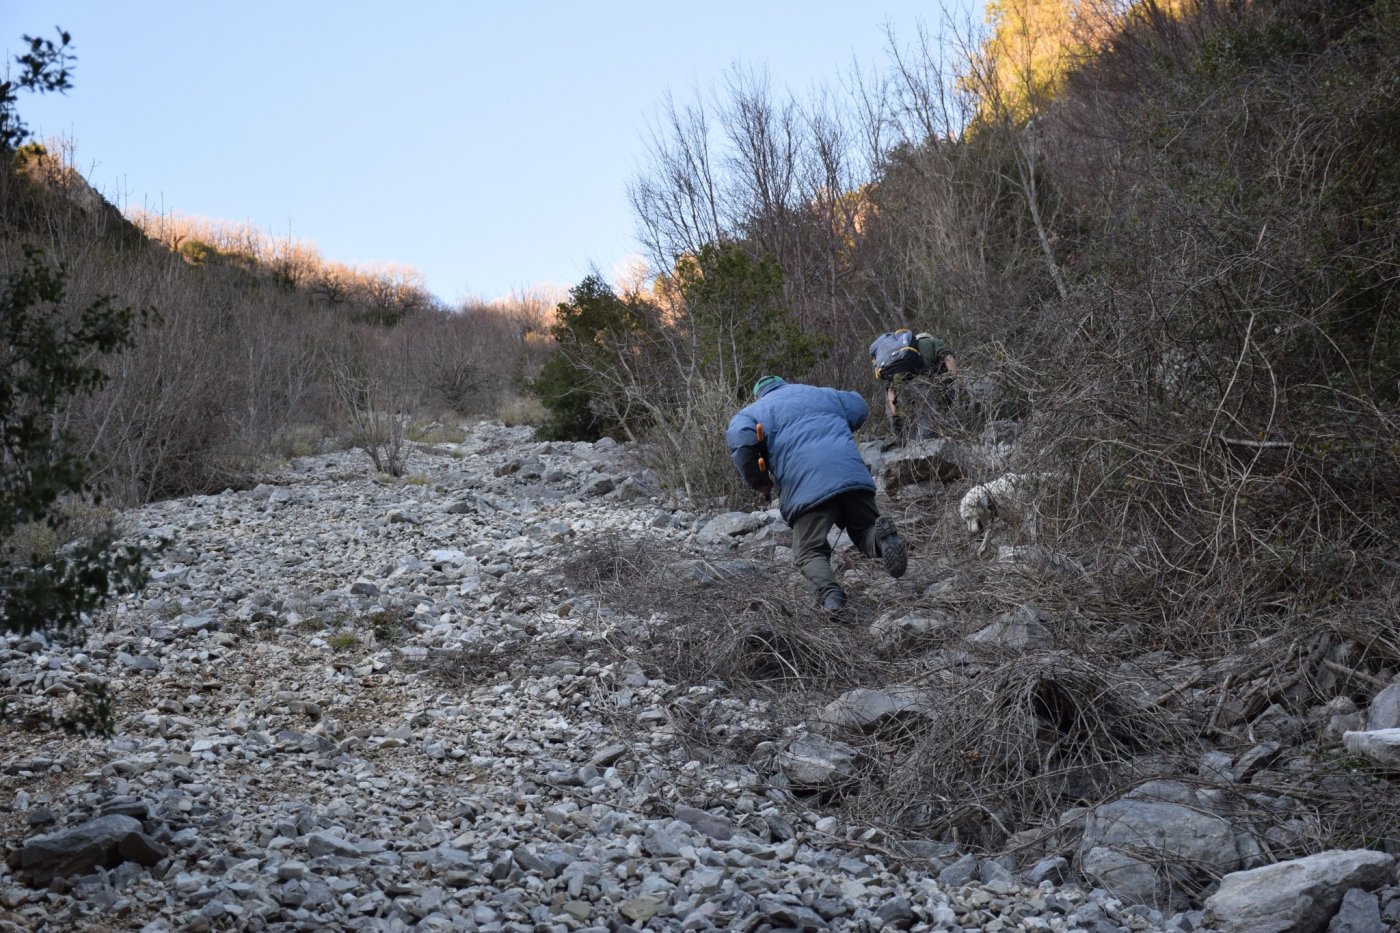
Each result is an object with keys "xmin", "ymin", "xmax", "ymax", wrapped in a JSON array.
[
  {"xmin": 842, "ymin": 650, "xmax": 1195, "ymax": 848},
  {"xmin": 552, "ymin": 533, "xmax": 887, "ymax": 694},
  {"xmin": 496, "ymin": 393, "xmax": 547, "ymax": 429}
]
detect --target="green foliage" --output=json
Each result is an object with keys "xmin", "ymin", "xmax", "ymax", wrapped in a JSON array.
[
  {"xmin": 1195, "ymin": 16, "xmax": 1310, "ymax": 80},
  {"xmin": 8, "ymin": 499, "xmax": 117, "ymax": 564},
  {"xmin": 353, "ymin": 304, "xmax": 409, "ymax": 328},
  {"xmin": 0, "ymin": 27, "xmax": 74, "ymax": 152},
  {"xmin": 12, "ymin": 141, "xmax": 47, "ymax": 168},
  {"xmin": 364, "ymin": 609, "xmax": 406, "ymax": 644},
  {"xmin": 529, "ymin": 275, "xmax": 650, "ymax": 441},
  {"xmin": 674, "ymin": 242, "xmax": 826, "ymax": 399},
  {"xmin": 328, "ymin": 633, "xmax": 358, "ymax": 652},
  {"xmin": 1, "ymin": 249, "xmax": 148, "ymax": 634},
  {"xmin": 527, "ymin": 247, "xmax": 819, "ymax": 498},
  {"xmin": 178, "ymin": 239, "xmax": 214, "ymax": 264}
]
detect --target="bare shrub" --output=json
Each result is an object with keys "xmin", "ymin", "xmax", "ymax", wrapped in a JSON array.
[
  {"xmin": 70, "ymin": 273, "xmax": 234, "ymax": 502},
  {"xmin": 540, "ymin": 534, "xmax": 1199, "ymax": 847},
  {"xmin": 398, "ymin": 303, "xmax": 530, "ymax": 417},
  {"xmin": 326, "ymin": 329, "xmax": 420, "ymax": 477},
  {"xmin": 633, "ymin": 376, "xmax": 750, "ymax": 507}
]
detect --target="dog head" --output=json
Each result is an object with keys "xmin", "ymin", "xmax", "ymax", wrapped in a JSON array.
[{"xmin": 959, "ymin": 487, "xmax": 996, "ymax": 533}]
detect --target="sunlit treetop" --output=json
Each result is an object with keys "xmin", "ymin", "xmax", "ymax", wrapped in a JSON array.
[{"xmin": 965, "ymin": 0, "xmax": 1193, "ymax": 127}]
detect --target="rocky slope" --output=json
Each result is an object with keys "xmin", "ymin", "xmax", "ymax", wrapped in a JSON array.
[{"xmin": 1, "ymin": 422, "xmax": 1395, "ymax": 932}]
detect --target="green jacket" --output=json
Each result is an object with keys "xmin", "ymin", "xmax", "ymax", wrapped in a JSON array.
[{"xmin": 915, "ymin": 334, "xmax": 952, "ymax": 372}]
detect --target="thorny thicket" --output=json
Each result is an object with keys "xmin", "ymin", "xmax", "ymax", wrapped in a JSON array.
[
  {"xmin": 536, "ymin": 0, "xmax": 1400, "ymax": 862},
  {"xmin": 544, "ymin": 515, "xmax": 1398, "ymax": 862},
  {"xmin": 623, "ymin": 0, "xmax": 1400, "ymax": 657}
]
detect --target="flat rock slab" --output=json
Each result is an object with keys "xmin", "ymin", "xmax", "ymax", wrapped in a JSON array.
[
  {"xmin": 670, "ymin": 558, "xmax": 765, "ymax": 586},
  {"xmin": 779, "ymin": 735, "xmax": 859, "ymax": 788},
  {"xmin": 1204, "ymin": 849, "xmax": 1397, "ymax": 933},
  {"xmin": 1342, "ymin": 728, "xmax": 1400, "ymax": 767},
  {"xmin": 696, "ymin": 511, "xmax": 771, "ymax": 544},
  {"xmin": 880, "ymin": 439, "xmax": 965, "ymax": 491},
  {"xmin": 18, "ymin": 815, "xmax": 167, "ymax": 886},
  {"xmin": 819, "ymin": 686, "xmax": 932, "ymax": 733},
  {"xmin": 672, "ymin": 805, "xmax": 735, "ymax": 842}
]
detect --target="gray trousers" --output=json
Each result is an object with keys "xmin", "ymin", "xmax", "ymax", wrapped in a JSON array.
[{"xmin": 789, "ymin": 489, "xmax": 882, "ymax": 600}]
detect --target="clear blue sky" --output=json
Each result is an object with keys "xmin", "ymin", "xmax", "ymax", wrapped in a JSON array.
[{"xmin": 4, "ymin": 2, "xmax": 980, "ymax": 304}]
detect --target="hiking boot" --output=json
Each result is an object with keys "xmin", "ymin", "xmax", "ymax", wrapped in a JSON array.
[
  {"xmin": 874, "ymin": 515, "xmax": 907, "ymax": 578},
  {"xmin": 821, "ymin": 588, "xmax": 847, "ymax": 612}
]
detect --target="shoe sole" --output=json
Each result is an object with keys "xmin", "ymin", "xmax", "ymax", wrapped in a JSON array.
[{"xmin": 875, "ymin": 516, "xmax": 907, "ymax": 578}]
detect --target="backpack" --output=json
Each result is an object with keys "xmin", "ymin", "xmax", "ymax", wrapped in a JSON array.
[{"xmin": 870, "ymin": 329, "xmax": 928, "ymax": 380}]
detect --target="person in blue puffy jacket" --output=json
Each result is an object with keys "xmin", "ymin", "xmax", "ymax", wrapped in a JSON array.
[{"xmin": 726, "ymin": 376, "xmax": 908, "ymax": 612}]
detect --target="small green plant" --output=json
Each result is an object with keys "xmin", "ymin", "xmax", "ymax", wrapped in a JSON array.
[
  {"xmin": 7, "ymin": 499, "xmax": 117, "ymax": 564},
  {"xmin": 402, "ymin": 473, "xmax": 430, "ymax": 486},
  {"xmin": 178, "ymin": 239, "xmax": 214, "ymax": 265},
  {"xmin": 294, "ymin": 615, "xmax": 325, "ymax": 635},
  {"xmin": 364, "ymin": 609, "xmax": 405, "ymax": 644},
  {"xmin": 328, "ymin": 633, "xmax": 357, "ymax": 652}
]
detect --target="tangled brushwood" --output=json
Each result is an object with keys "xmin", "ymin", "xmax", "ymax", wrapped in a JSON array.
[
  {"xmin": 550, "ymin": 534, "xmax": 886, "ymax": 697},
  {"xmin": 845, "ymin": 652, "xmax": 1195, "ymax": 847},
  {"xmin": 545, "ymin": 509, "xmax": 1400, "ymax": 866}
]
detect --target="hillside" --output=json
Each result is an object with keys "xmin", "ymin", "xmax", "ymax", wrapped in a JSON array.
[
  {"xmin": 0, "ymin": 426, "xmax": 1149, "ymax": 931},
  {"xmin": 3, "ymin": 1, "xmax": 1400, "ymax": 929},
  {"xmin": 1, "ymin": 144, "xmax": 548, "ymax": 506},
  {"xmin": 1, "ymin": 423, "xmax": 1397, "ymax": 930}
]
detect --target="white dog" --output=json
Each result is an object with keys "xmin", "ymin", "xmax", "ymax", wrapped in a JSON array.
[{"xmin": 959, "ymin": 473, "xmax": 1051, "ymax": 555}]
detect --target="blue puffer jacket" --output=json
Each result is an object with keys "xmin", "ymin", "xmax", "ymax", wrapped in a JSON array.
[{"xmin": 726, "ymin": 380, "xmax": 875, "ymax": 521}]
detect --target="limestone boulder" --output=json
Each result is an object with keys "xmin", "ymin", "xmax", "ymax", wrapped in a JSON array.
[{"xmin": 1204, "ymin": 849, "xmax": 1396, "ymax": 933}]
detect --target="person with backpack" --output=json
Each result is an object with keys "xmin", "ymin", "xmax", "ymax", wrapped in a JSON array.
[
  {"xmin": 869, "ymin": 329, "xmax": 960, "ymax": 441},
  {"xmin": 726, "ymin": 375, "xmax": 908, "ymax": 612}
]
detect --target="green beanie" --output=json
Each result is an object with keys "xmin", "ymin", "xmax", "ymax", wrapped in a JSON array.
[{"xmin": 753, "ymin": 375, "xmax": 785, "ymax": 398}]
